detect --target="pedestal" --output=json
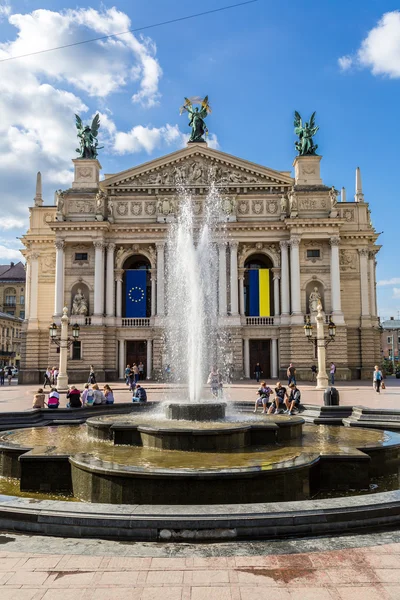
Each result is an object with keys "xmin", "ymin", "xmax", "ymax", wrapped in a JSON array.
[
  {"xmin": 72, "ymin": 159, "xmax": 102, "ymax": 189},
  {"xmin": 293, "ymin": 155, "xmax": 322, "ymax": 186}
]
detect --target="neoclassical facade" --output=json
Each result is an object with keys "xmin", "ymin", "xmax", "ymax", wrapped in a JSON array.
[{"xmin": 20, "ymin": 143, "xmax": 381, "ymax": 383}]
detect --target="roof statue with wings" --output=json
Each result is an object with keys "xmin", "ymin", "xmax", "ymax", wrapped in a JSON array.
[
  {"xmin": 180, "ymin": 96, "xmax": 211, "ymax": 143},
  {"xmin": 294, "ymin": 111, "xmax": 319, "ymax": 156},
  {"xmin": 75, "ymin": 114, "xmax": 103, "ymax": 159}
]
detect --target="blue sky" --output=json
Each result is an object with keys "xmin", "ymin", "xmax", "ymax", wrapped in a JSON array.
[{"xmin": 0, "ymin": 0, "xmax": 398, "ymax": 317}]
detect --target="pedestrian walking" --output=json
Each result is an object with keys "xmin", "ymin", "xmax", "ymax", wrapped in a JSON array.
[
  {"xmin": 125, "ymin": 365, "xmax": 131, "ymax": 386},
  {"xmin": 330, "ymin": 363, "xmax": 336, "ymax": 385},
  {"xmin": 53, "ymin": 367, "xmax": 59, "ymax": 385},
  {"xmin": 311, "ymin": 364, "xmax": 317, "ymax": 381},
  {"xmin": 138, "ymin": 361, "xmax": 144, "ymax": 380},
  {"xmin": 207, "ymin": 366, "xmax": 220, "ymax": 398},
  {"xmin": 287, "ymin": 363, "xmax": 296, "ymax": 386},
  {"xmin": 6, "ymin": 366, "xmax": 12, "ymax": 386},
  {"xmin": 373, "ymin": 365, "xmax": 383, "ymax": 393},
  {"xmin": 88, "ymin": 365, "xmax": 96, "ymax": 385},
  {"xmin": 0, "ymin": 366, "xmax": 4, "ymax": 386},
  {"xmin": 132, "ymin": 363, "xmax": 139, "ymax": 384},
  {"xmin": 254, "ymin": 362, "xmax": 263, "ymax": 383},
  {"xmin": 44, "ymin": 367, "xmax": 52, "ymax": 389}
]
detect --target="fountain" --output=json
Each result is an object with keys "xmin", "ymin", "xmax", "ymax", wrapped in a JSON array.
[{"xmin": 1, "ymin": 181, "xmax": 400, "ymax": 513}]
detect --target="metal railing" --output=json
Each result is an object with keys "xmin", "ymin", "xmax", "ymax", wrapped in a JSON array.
[
  {"xmin": 245, "ymin": 317, "xmax": 275, "ymax": 326},
  {"xmin": 122, "ymin": 318, "xmax": 150, "ymax": 327}
]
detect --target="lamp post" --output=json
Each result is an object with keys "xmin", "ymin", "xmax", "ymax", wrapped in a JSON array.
[
  {"xmin": 304, "ymin": 302, "xmax": 336, "ymax": 390},
  {"xmin": 49, "ymin": 307, "xmax": 80, "ymax": 391}
]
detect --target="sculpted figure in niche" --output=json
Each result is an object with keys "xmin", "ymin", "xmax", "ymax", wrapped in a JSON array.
[
  {"xmin": 329, "ymin": 186, "xmax": 338, "ymax": 208},
  {"xmin": 95, "ymin": 189, "xmax": 107, "ymax": 213},
  {"xmin": 72, "ymin": 288, "xmax": 88, "ymax": 316},
  {"xmin": 288, "ymin": 188, "xmax": 298, "ymax": 212},
  {"xmin": 280, "ymin": 194, "xmax": 288, "ymax": 213},
  {"xmin": 309, "ymin": 287, "xmax": 322, "ymax": 313}
]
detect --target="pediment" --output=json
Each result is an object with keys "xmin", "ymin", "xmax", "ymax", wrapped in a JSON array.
[{"xmin": 103, "ymin": 144, "xmax": 294, "ymax": 191}]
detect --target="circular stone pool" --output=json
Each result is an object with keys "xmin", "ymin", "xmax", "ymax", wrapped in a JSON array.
[{"xmin": 1, "ymin": 412, "xmax": 400, "ymax": 505}]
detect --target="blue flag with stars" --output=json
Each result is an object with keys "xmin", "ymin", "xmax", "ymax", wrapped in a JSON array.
[{"xmin": 125, "ymin": 270, "xmax": 147, "ymax": 317}]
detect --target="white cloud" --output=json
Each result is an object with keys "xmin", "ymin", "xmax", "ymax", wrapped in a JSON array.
[
  {"xmin": 0, "ymin": 217, "xmax": 26, "ymax": 230},
  {"xmin": 207, "ymin": 134, "xmax": 220, "ymax": 150},
  {"xmin": 0, "ymin": 2, "xmax": 10, "ymax": 19},
  {"xmin": 114, "ymin": 124, "xmax": 187, "ymax": 155},
  {"xmin": 338, "ymin": 55, "xmax": 353, "ymax": 71},
  {"xmin": 2, "ymin": 7, "xmax": 162, "ymax": 104},
  {"xmin": 339, "ymin": 11, "xmax": 400, "ymax": 78},
  {"xmin": 378, "ymin": 278, "xmax": 400, "ymax": 286},
  {"xmin": 0, "ymin": 245, "xmax": 23, "ymax": 261},
  {"xmin": 393, "ymin": 288, "xmax": 400, "ymax": 299}
]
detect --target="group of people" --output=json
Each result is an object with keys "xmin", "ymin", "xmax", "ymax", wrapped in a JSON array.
[
  {"xmin": 0, "ymin": 366, "xmax": 14, "ymax": 386},
  {"xmin": 125, "ymin": 363, "xmax": 145, "ymax": 390},
  {"xmin": 255, "ymin": 381, "xmax": 301, "ymax": 416}
]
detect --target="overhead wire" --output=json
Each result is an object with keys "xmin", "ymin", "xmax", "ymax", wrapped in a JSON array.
[{"xmin": 0, "ymin": 0, "xmax": 260, "ymax": 63}]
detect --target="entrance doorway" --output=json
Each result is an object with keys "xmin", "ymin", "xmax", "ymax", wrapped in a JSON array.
[
  {"xmin": 249, "ymin": 340, "xmax": 271, "ymax": 380},
  {"xmin": 126, "ymin": 340, "xmax": 147, "ymax": 379}
]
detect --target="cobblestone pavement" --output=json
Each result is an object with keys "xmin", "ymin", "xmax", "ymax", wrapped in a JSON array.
[
  {"xmin": 0, "ymin": 377, "xmax": 399, "ymax": 412},
  {"xmin": 2, "ymin": 530, "xmax": 400, "ymax": 599}
]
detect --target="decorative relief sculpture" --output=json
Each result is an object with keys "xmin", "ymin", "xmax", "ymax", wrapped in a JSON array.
[
  {"xmin": 339, "ymin": 249, "xmax": 357, "ymax": 271},
  {"xmin": 288, "ymin": 187, "xmax": 298, "ymax": 216},
  {"xmin": 71, "ymin": 288, "xmax": 88, "ymax": 316},
  {"xmin": 252, "ymin": 200, "xmax": 263, "ymax": 215},
  {"xmin": 76, "ymin": 167, "xmax": 92, "ymax": 180},
  {"xmin": 116, "ymin": 246, "xmax": 125, "ymax": 265},
  {"xmin": 55, "ymin": 190, "xmax": 65, "ymax": 221},
  {"xmin": 95, "ymin": 189, "xmax": 107, "ymax": 216},
  {"xmin": 309, "ymin": 287, "xmax": 322, "ymax": 312},
  {"xmin": 267, "ymin": 200, "xmax": 278, "ymax": 214},
  {"xmin": 238, "ymin": 199, "xmax": 249, "ymax": 215},
  {"xmin": 145, "ymin": 202, "xmax": 156, "ymax": 215},
  {"xmin": 72, "ymin": 200, "xmax": 95, "ymax": 213},
  {"xmin": 294, "ymin": 111, "xmax": 319, "ymax": 156},
  {"xmin": 221, "ymin": 197, "xmax": 236, "ymax": 215},
  {"xmin": 116, "ymin": 202, "xmax": 128, "ymax": 216},
  {"xmin": 131, "ymin": 201, "xmax": 142, "ymax": 216},
  {"xmin": 40, "ymin": 255, "xmax": 56, "ymax": 272},
  {"xmin": 280, "ymin": 194, "xmax": 288, "ymax": 215},
  {"xmin": 157, "ymin": 197, "xmax": 176, "ymax": 216}
]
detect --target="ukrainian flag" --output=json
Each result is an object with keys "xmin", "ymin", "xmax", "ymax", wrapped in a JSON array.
[{"xmin": 249, "ymin": 269, "xmax": 270, "ymax": 316}]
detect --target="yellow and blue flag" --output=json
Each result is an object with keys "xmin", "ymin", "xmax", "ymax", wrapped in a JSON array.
[
  {"xmin": 249, "ymin": 269, "xmax": 270, "ymax": 316},
  {"xmin": 125, "ymin": 270, "xmax": 147, "ymax": 318}
]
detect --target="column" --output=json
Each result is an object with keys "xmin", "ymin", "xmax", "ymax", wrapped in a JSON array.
[
  {"xmin": 239, "ymin": 272, "xmax": 245, "ymax": 316},
  {"xmin": 24, "ymin": 259, "xmax": 31, "ymax": 321},
  {"xmin": 118, "ymin": 339, "xmax": 125, "ymax": 379},
  {"xmin": 330, "ymin": 236, "xmax": 342, "ymax": 315},
  {"xmin": 54, "ymin": 240, "xmax": 65, "ymax": 316},
  {"xmin": 289, "ymin": 236, "xmax": 301, "ymax": 315},
  {"xmin": 115, "ymin": 270, "xmax": 123, "ymax": 318},
  {"xmin": 105, "ymin": 243, "xmax": 115, "ymax": 317},
  {"xmin": 271, "ymin": 338, "xmax": 278, "ymax": 378},
  {"xmin": 243, "ymin": 338, "xmax": 250, "ymax": 378},
  {"xmin": 369, "ymin": 251, "xmax": 377, "ymax": 317},
  {"xmin": 93, "ymin": 241, "xmax": 105, "ymax": 316},
  {"xmin": 151, "ymin": 273, "xmax": 156, "ymax": 317},
  {"xmin": 230, "ymin": 242, "xmax": 239, "ymax": 315},
  {"xmin": 218, "ymin": 242, "xmax": 227, "ymax": 316},
  {"xmin": 29, "ymin": 253, "xmax": 39, "ymax": 321},
  {"xmin": 57, "ymin": 307, "xmax": 69, "ymax": 391},
  {"xmin": 280, "ymin": 241, "xmax": 290, "ymax": 317},
  {"xmin": 146, "ymin": 339, "xmax": 152, "ymax": 379},
  {"xmin": 156, "ymin": 242, "xmax": 165, "ymax": 316},
  {"xmin": 273, "ymin": 272, "xmax": 280, "ymax": 317},
  {"xmin": 359, "ymin": 248, "xmax": 370, "ymax": 317},
  {"xmin": 316, "ymin": 306, "xmax": 329, "ymax": 389}
]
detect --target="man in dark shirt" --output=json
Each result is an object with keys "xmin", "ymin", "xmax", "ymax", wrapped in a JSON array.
[
  {"xmin": 287, "ymin": 363, "xmax": 296, "ymax": 386},
  {"xmin": 269, "ymin": 382, "xmax": 288, "ymax": 414}
]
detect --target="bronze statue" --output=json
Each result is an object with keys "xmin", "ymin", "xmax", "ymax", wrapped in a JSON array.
[
  {"xmin": 294, "ymin": 111, "xmax": 319, "ymax": 156},
  {"xmin": 180, "ymin": 96, "xmax": 211, "ymax": 143},
  {"xmin": 75, "ymin": 114, "xmax": 103, "ymax": 159}
]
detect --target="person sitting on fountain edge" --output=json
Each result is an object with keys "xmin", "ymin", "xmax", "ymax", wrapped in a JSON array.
[
  {"xmin": 132, "ymin": 384, "xmax": 147, "ymax": 402},
  {"xmin": 284, "ymin": 383, "xmax": 301, "ymax": 415},
  {"xmin": 268, "ymin": 381, "xmax": 288, "ymax": 415},
  {"xmin": 254, "ymin": 381, "xmax": 273, "ymax": 414}
]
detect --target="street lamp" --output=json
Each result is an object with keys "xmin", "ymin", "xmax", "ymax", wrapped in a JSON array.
[
  {"xmin": 304, "ymin": 303, "xmax": 336, "ymax": 390},
  {"xmin": 49, "ymin": 307, "xmax": 80, "ymax": 391}
]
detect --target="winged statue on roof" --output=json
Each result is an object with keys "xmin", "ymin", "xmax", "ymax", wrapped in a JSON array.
[
  {"xmin": 294, "ymin": 111, "xmax": 319, "ymax": 156},
  {"xmin": 75, "ymin": 113, "xmax": 103, "ymax": 159},
  {"xmin": 180, "ymin": 96, "xmax": 212, "ymax": 143}
]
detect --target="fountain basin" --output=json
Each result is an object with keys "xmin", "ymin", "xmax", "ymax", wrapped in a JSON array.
[{"xmin": 164, "ymin": 401, "xmax": 227, "ymax": 421}]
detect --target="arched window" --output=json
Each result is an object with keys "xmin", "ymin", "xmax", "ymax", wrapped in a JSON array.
[
  {"xmin": 122, "ymin": 255, "xmax": 151, "ymax": 318},
  {"xmin": 244, "ymin": 254, "xmax": 274, "ymax": 316}
]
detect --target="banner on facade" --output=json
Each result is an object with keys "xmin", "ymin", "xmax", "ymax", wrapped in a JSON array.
[
  {"xmin": 125, "ymin": 270, "xmax": 147, "ymax": 318},
  {"xmin": 249, "ymin": 269, "xmax": 270, "ymax": 316}
]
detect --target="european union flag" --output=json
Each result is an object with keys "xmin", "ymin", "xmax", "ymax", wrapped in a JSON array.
[{"xmin": 125, "ymin": 270, "xmax": 147, "ymax": 317}]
